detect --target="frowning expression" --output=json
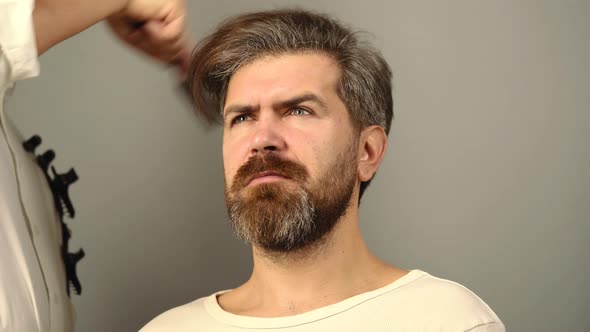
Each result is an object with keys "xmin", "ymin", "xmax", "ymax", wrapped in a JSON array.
[{"xmin": 222, "ymin": 53, "xmax": 356, "ymax": 192}]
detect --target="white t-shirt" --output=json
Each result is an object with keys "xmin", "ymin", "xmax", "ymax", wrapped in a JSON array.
[
  {"xmin": 140, "ymin": 269, "xmax": 505, "ymax": 331},
  {"xmin": 0, "ymin": 1, "xmax": 75, "ymax": 331}
]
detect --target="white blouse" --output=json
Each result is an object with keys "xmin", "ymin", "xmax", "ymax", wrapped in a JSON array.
[{"xmin": 1, "ymin": 1, "xmax": 75, "ymax": 331}]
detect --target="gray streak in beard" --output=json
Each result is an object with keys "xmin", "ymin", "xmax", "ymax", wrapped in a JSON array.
[{"xmin": 229, "ymin": 187, "xmax": 316, "ymax": 251}]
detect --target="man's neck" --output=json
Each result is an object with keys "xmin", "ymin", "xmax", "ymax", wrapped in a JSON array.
[{"xmin": 217, "ymin": 212, "xmax": 407, "ymax": 317}]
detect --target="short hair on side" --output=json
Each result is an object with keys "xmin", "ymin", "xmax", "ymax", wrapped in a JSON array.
[{"xmin": 188, "ymin": 9, "xmax": 393, "ymax": 201}]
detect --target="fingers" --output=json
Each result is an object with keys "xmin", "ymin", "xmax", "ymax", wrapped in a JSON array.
[
  {"xmin": 106, "ymin": 0, "xmax": 191, "ymax": 70},
  {"xmin": 122, "ymin": 0, "xmax": 175, "ymax": 22},
  {"xmin": 134, "ymin": 21, "xmax": 191, "ymax": 62},
  {"xmin": 143, "ymin": 14, "xmax": 185, "ymax": 43},
  {"xmin": 142, "ymin": 18, "xmax": 185, "ymax": 47}
]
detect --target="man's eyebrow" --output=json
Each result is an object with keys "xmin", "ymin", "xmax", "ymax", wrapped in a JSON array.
[
  {"xmin": 272, "ymin": 93, "xmax": 328, "ymax": 111},
  {"xmin": 223, "ymin": 93, "xmax": 327, "ymax": 119}
]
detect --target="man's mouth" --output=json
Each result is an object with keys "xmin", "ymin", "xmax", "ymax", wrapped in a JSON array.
[{"xmin": 246, "ymin": 171, "xmax": 289, "ymax": 186}]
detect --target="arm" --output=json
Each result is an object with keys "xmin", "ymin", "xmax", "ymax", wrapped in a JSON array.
[
  {"xmin": 32, "ymin": 0, "xmax": 191, "ymax": 71},
  {"xmin": 33, "ymin": 0, "xmax": 128, "ymax": 55}
]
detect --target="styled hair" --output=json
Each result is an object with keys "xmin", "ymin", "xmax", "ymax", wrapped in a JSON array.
[{"xmin": 188, "ymin": 9, "xmax": 393, "ymax": 200}]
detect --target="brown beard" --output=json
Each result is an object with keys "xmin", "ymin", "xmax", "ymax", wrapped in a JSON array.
[{"xmin": 225, "ymin": 145, "xmax": 358, "ymax": 253}]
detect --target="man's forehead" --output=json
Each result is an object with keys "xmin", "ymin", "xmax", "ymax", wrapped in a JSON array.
[{"xmin": 223, "ymin": 53, "xmax": 341, "ymax": 112}]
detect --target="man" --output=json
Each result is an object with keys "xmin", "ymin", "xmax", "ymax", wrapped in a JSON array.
[
  {"xmin": 0, "ymin": 0, "xmax": 191, "ymax": 331},
  {"xmin": 140, "ymin": 9, "xmax": 505, "ymax": 332}
]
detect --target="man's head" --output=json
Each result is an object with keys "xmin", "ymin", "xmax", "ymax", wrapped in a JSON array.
[{"xmin": 188, "ymin": 10, "xmax": 393, "ymax": 253}]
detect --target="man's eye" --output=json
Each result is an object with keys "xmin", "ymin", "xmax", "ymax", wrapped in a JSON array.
[
  {"xmin": 231, "ymin": 114, "xmax": 250, "ymax": 125},
  {"xmin": 289, "ymin": 107, "xmax": 311, "ymax": 116}
]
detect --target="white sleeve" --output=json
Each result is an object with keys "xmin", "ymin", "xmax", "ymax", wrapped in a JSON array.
[
  {"xmin": 466, "ymin": 321, "xmax": 506, "ymax": 332},
  {"xmin": 0, "ymin": 0, "xmax": 40, "ymax": 91},
  {"xmin": 0, "ymin": 2, "xmax": 46, "ymax": 332}
]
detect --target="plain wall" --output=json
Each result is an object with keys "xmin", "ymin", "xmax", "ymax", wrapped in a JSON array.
[{"xmin": 6, "ymin": 0, "xmax": 589, "ymax": 331}]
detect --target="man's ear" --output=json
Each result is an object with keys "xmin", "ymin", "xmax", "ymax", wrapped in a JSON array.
[{"xmin": 358, "ymin": 125, "xmax": 388, "ymax": 182}]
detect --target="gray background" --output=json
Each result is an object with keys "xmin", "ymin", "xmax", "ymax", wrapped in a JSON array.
[{"xmin": 6, "ymin": 0, "xmax": 589, "ymax": 331}]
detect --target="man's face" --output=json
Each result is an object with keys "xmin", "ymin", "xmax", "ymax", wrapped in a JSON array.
[{"xmin": 222, "ymin": 53, "xmax": 359, "ymax": 253}]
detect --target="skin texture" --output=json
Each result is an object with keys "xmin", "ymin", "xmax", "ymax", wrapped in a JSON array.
[
  {"xmin": 219, "ymin": 53, "xmax": 407, "ymax": 317},
  {"xmin": 32, "ymin": 0, "xmax": 191, "ymax": 72},
  {"xmin": 223, "ymin": 53, "xmax": 359, "ymax": 254}
]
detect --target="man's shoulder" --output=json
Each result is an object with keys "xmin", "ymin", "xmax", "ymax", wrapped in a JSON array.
[
  {"xmin": 377, "ymin": 270, "xmax": 504, "ymax": 331},
  {"xmin": 138, "ymin": 294, "xmax": 213, "ymax": 332}
]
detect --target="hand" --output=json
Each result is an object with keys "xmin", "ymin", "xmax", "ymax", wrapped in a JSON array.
[{"xmin": 106, "ymin": 0, "xmax": 193, "ymax": 77}]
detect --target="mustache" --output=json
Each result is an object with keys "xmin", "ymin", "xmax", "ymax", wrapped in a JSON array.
[{"xmin": 232, "ymin": 153, "xmax": 309, "ymax": 189}]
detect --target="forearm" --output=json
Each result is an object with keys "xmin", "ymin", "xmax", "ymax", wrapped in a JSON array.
[{"xmin": 33, "ymin": 0, "xmax": 129, "ymax": 55}]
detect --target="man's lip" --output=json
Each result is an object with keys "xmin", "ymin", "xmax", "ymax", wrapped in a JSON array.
[{"xmin": 246, "ymin": 171, "xmax": 288, "ymax": 185}]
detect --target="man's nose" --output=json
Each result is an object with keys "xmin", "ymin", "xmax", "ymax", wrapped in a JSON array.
[{"xmin": 248, "ymin": 114, "xmax": 287, "ymax": 156}]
